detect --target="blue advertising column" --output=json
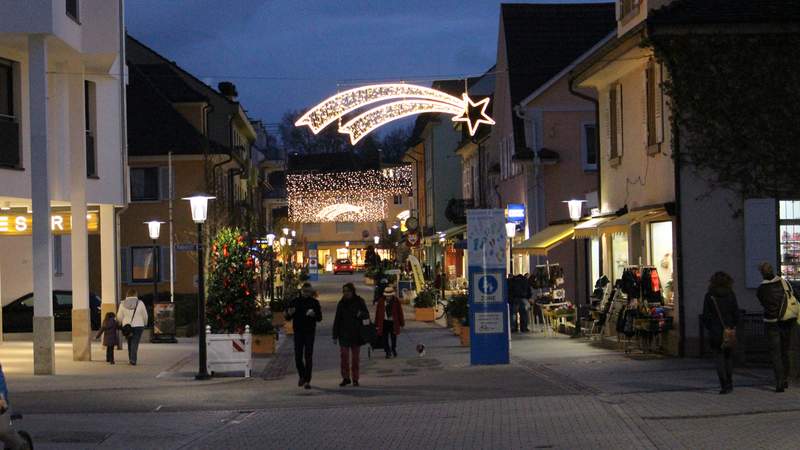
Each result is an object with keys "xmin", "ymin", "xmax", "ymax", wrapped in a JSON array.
[
  {"xmin": 467, "ymin": 209, "xmax": 510, "ymax": 365},
  {"xmin": 307, "ymin": 243, "xmax": 319, "ymax": 281}
]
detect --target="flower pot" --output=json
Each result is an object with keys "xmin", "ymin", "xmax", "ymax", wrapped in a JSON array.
[
  {"xmin": 414, "ymin": 307, "xmax": 435, "ymax": 322},
  {"xmin": 252, "ymin": 333, "xmax": 277, "ymax": 355},
  {"xmin": 284, "ymin": 321, "xmax": 294, "ymax": 335},
  {"xmin": 206, "ymin": 326, "xmax": 253, "ymax": 377},
  {"xmin": 460, "ymin": 326, "xmax": 470, "ymax": 346},
  {"xmin": 271, "ymin": 314, "xmax": 285, "ymax": 327}
]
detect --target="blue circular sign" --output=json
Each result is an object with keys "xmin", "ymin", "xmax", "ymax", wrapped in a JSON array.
[{"xmin": 478, "ymin": 275, "xmax": 498, "ymax": 295}]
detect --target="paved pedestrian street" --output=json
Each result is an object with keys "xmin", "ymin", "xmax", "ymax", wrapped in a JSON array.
[{"xmin": 6, "ymin": 275, "xmax": 796, "ymax": 450}]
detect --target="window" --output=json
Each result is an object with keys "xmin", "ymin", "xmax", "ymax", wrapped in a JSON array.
[
  {"xmin": 53, "ymin": 235, "xmax": 63, "ymax": 276},
  {"xmin": 611, "ymin": 232, "xmax": 629, "ymax": 282},
  {"xmin": 779, "ymin": 200, "xmax": 800, "ymax": 281},
  {"xmin": 130, "ymin": 167, "xmax": 159, "ymax": 201},
  {"xmin": 85, "ymin": 81, "xmax": 97, "ymax": 177},
  {"xmin": 609, "ymin": 85, "xmax": 623, "ymax": 161},
  {"xmin": 649, "ymin": 221, "xmax": 674, "ymax": 304},
  {"xmin": 336, "ymin": 222, "xmax": 354, "ymax": 234},
  {"xmin": 646, "ymin": 61, "xmax": 664, "ymax": 148},
  {"xmin": 619, "ymin": 0, "xmax": 640, "ymax": 19},
  {"xmin": 0, "ymin": 59, "xmax": 20, "ymax": 168},
  {"xmin": 582, "ymin": 123, "xmax": 598, "ymax": 171},
  {"xmin": 393, "ymin": 195, "xmax": 403, "ymax": 205},
  {"xmin": 131, "ymin": 246, "xmax": 159, "ymax": 283},
  {"xmin": 304, "ymin": 223, "xmax": 320, "ymax": 234},
  {"xmin": 66, "ymin": 0, "xmax": 79, "ymax": 21}
]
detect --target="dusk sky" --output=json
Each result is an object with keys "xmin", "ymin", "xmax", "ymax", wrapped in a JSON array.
[{"xmin": 125, "ymin": 0, "xmax": 600, "ymax": 130}]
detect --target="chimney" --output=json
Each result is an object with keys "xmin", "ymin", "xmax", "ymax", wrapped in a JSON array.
[{"xmin": 218, "ymin": 81, "xmax": 238, "ymax": 100}]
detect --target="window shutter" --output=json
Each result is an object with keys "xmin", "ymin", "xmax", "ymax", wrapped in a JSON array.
[
  {"xmin": 602, "ymin": 91, "xmax": 612, "ymax": 160},
  {"xmin": 643, "ymin": 67, "xmax": 649, "ymax": 134},
  {"xmin": 744, "ymin": 199, "xmax": 777, "ymax": 288},
  {"xmin": 615, "ymin": 85, "xmax": 624, "ymax": 158},
  {"xmin": 655, "ymin": 63, "xmax": 664, "ymax": 144},
  {"xmin": 159, "ymin": 246, "xmax": 169, "ymax": 286},
  {"xmin": 158, "ymin": 166, "xmax": 169, "ymax": 200},
  {"xmin": 121, "ymin": 247, "xmax": 131, "ymax": 283}
]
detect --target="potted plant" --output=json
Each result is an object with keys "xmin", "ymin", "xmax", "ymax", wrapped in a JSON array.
[
  {"xmin": 251, "ymin": 311, "xmax": 277, "ymax": 355},
  {"xmin": 204, "ymin": 227, "xmax": 258, "ymax": 377},
  {"xmin": 447, "ymin": 294, "xmax": 468, "ymax": 336},
  {"xmin": 413, "ymin": 288, "xmax": 437, "ymax": 322}
]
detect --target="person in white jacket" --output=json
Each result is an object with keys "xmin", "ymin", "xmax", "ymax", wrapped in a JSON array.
[{"xmin": 117, "ymin": 288, "xmax": 148, "ymax": 365}]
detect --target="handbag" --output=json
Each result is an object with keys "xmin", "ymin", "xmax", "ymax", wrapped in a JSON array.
[
  {"xmin": 711, "ymin": 296, "xmax": 736, "ymax": 350},
  {"xmin": 121, "ymin": 301, "xmax": 140, "ymax": 338},
  {"xmin": 779, "ymin": 279, "xmax": 800, "ymax": 321}
]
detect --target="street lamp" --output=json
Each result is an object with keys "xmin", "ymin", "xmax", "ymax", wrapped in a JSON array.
[
  {"xmin": 266, "ymin": 233, "xmax": 276, "ymax": 300},
  {"xmin": 505, "ymin": 222, "xmax": 517, "ymax": 274},
  {"xmin": 182, "ymin": 193, "xmax": 215, "ymax": 380},
  {"xmin": 374, "ymin": 235, "xmax": 380, "ymax": 245},
  {"xmin": 564, "ymin": 199, "xmax": 585, "ymax": 337},
  {"xmin": 282, "ymin": 227, "xmax": 289, "ymax": 236},
  {"xmin": 144, "ymin": 219, "xmax": 164, "ymax": 324},
  {"xmin": 291, "ymin": 229, "xmax": 296, "ymax": 238}
]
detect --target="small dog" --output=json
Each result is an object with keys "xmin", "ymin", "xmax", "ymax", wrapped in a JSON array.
[{"xmin": 416, "ymin": 343, "xmax": 426, "ymax": 357}]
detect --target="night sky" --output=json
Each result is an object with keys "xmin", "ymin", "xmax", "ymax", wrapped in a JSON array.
[{"xmin": 125, "ymin": 0, "xmax": 601, "ymax": 129}]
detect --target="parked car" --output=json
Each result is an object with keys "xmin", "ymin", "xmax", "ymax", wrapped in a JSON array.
[
  {"xmin": 334, "ymin": 258, "xmax": 354, "ymax": 274},
  {"xmin": 2, "ymin": 290, "xmax": 101, "ymax": 333}
]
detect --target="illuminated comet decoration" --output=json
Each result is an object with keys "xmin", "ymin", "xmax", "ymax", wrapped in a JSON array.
[
  {"xmin": 295, "ymin": 83, "xmax": 495, "ymax": 145},
  {"xmin": 316, "ymin": 204, "xmax": 365, "ymax": 221}
]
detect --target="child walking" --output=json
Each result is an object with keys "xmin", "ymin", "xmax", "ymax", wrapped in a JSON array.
[{"xmin": 96, "ymin": 312, "xmax": 119, "ymax": 364}]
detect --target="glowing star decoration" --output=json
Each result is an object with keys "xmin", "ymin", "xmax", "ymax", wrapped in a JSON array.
[
  {"xmin": 452, "ymin": 93, "xmax": 496, "ymax": 136},
  {"xmin": 295, "ymin": 83, "xmax": 495, "ymax": 145},
  {"xmin": 316, "ymin": 204, "xmax": 365, "ymax": 221}
]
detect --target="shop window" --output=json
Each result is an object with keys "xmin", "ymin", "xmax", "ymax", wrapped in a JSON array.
[
  {"xmin": 582, "ymin": 123, "xmax": 598, "ymax": 171},
  {"xmin": 130, "ymin": 167, "xmax": 159, "ymax": 201},
  {"xmin": 0, "ymin": 58, "xmax": 20, "ymax": 168},
  {"xmin": 131, "ymin": 246, "xmax": 159, "ymax": 283},
  {"xmin": 649, "ymin": 221, "xmax": 674, "ymax": 304},
  {"xmin": 611, "ymin": 232, "xmax": 629, "ymax": 282},
  {"xmin": 590, "ymin": 237, "xmax": 600, "ymax": 290},
  {"xmin": 779, "ymin": 200, "xmax": 800, "ymax": 281}
]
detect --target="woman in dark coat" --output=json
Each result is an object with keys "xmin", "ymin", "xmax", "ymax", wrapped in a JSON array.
[
  {"xmin": 701, "ymin": 271, "xmax": 740, "ymax": 394},
  {"xmin": 375, "ymin": 286, "xmax": 405, "ymax": 358},
  {"xmin": 333, "ymin": 283, "xmax": 369, "ymax": 387}
]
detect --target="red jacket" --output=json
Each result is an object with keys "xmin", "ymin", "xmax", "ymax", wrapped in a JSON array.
[{"xmin": 375, "ymin": 296, "xmax": 405, "ymax": 336}]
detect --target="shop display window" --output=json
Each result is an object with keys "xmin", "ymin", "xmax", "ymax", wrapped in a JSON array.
[
  {"xmin": 779, "ymin": 200, "xmax": 800, "ymax": 281},
  {"xmin": 649, "ymin": 221, "xmax": 674, "ymax": 304},
  {"xmin": 611, "ymin": 232, "xmax": 629, "ymax": 282},
  {"xmin": 590, "ymin": 237, "xmax": 600, "ymax": 291}
]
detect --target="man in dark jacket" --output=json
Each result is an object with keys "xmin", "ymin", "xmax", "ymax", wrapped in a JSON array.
[
  {"xmin": 333, "ymin": 283, "xmax": 369, "ymax": 387},
  {"xmin": 285, "ymin": 283, "xmax": 322, "ymax": 389},
  {"xmin": 756, "ymin": 262, "xmax": 796, "ymax": 392}
]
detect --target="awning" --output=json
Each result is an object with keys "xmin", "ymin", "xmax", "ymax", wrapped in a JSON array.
[
  {"xmin": 442, "ymin": 224, "xmax": 467, "ymax": 238},
  {"xmin": 574, "ymin": 217, "xmax": 610, "ymax": 239},
  {"xmin": 512, "ymin": 223, "xmax": 574, "ymax": 256},
  {"xmin": 600, "ymin": 208, "xmax": 667, "ymax": 234}
]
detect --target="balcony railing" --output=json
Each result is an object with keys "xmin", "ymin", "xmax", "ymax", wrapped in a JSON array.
[{"xmin": 0, "ymin": 119, "xmax": 20, "ymax": 168}]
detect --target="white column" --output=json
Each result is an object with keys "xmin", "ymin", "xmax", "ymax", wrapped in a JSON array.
[
  {"xmin": 29, "ymin": 34, "xmax": 55, "ymax": 375},
  {"xmin": 69, "ymin": 69, "xmax": 90, "ymax": 361},
  {"xmin": 99, "ymin": 204, "xmax": 117, "ymax": 320}
]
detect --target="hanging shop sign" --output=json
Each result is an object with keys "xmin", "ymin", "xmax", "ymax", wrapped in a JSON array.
[
  {"xmin": 506, "ymin": 203, "xmax": 525, "ymax": 227},
  {"xmin": 406, "ymin": 230, "xmax": 420, "ymax": 247},
  {"xmin": 467, "ymin": 209, "xmax": 509, "ymax": 366},
  {"xmin": 0, "ymin": 212, "xmax": 100, "ymax": 236},
  {"xmin": 296, "ymin": 83, "xmax": 495, "ymax": 145}
]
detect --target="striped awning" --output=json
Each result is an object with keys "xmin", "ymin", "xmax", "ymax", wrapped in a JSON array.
[{"xmin": 512, "ymin": 223, "xmax": 574, "ymax": 256}]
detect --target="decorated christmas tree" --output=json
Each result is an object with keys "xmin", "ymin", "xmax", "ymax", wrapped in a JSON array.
[{"xmin": 206, "ymin": 227, "xmax": 258, "ymax": 334}]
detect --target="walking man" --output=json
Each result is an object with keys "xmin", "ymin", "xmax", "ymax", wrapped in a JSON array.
[
  {"xmin": 285, "ymin": 283, "xmax": 322, "ymax": 389},
  {"xmin": 756, "ymin": 262, "xmax": 798, "ymax": 392},
  {"xmin": 333, "ymin": 283, "xmax": 369, "ymax": 387}
]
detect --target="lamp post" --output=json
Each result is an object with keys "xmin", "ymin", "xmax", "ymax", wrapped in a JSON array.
[
  {"xmin": 144, "ymin": 220, "xmax": 164, "ymax": 304},
  {"xmin": 564, "ymin": 199, "xmax": 585, "ymax": 337},
  {"xmin": 266, "ymin": 233, "xmax": 276, "ymax": 300},
  {"xmin": 183, "ymin": 193, "xmax": 215, "ymax": 380},
  {"xmin": 505, "ymin": 222, "xmax": 517, "ymax": 275}
]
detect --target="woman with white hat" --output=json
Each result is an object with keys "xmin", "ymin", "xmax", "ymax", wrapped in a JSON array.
[{"xmin": 375, "ymin": 286, "xmax": 405, "ymax": 358}]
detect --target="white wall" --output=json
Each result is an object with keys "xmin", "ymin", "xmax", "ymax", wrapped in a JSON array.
[{"xmin": 0, "ymin": 235, "xmax": 73, "ymax": 305}]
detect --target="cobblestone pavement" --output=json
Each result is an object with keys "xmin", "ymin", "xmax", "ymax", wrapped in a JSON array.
[{"xmin": 16, "ymin": 274, "xmax": 800, "ymax": 449}]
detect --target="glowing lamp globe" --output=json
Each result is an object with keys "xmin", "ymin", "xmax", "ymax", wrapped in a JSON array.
[
  {"xmin": 374, "ymin": 236, "xmax": 380, "ymax": 245},
  {"xmin": 282, "ymin": 227, "xmax": 289, "ymax": 236},
  {"xmin": 182, "ymin": 194, "xmax": 215, "ymax": 224},
  {"xmin": 505, "ymin": 222, "xmax": 517, "ymax": 239},
  {"xmin": 266, "ymin": 233, "xmax": 276, "ymax": 246},
  {"xmin": 144, "ymin": 220, "xmax": 164, "ymax": 240},
  {"xmin": 564, "ymin": 200, "xmax": 586, "ymax": 222}
]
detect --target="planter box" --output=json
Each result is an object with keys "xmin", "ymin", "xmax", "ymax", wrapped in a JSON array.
[
  {"xmin": 284, "ymin": 321, "xmax": 294, "ymax": 335},
  {"xmin": 460, "ymin": 326, "xmax": 470, "ymax": 346},
  {"xmin": 252, "ymin": 333, "xmax": 277, "ymax": 355},
  {"xmin": 414, "ymin": 307, "xmax": 435, "ymax": 322},
  {"xmin": 271, "ymin": 314, "xmax": 285, "ymax": 327},
  {"xmin": 206, "ymin": 326, "xmax": 252, "ymax": 377}
]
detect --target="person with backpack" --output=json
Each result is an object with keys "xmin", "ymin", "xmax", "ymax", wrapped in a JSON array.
[
  {"xmin": 285, "ymin": 283, "xmax": 322, "ymax": 389},
  {"xmin": 333, "ymin": 283, "xmax": 369, "ymax": 387},
  {"xmin": 701, "ymin": 272, "xmax": 740, "ymax": 394},
  {"xmin": 375, "ymin": 286, "xmax": 405, "ymax": 358},
  {"xmin": 117, "ymin": 288, "xmax": 148, "ymax": 366},
  {"xmin": 756, "ymin": 262, "xmax": 799, "ymax": 392}
]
